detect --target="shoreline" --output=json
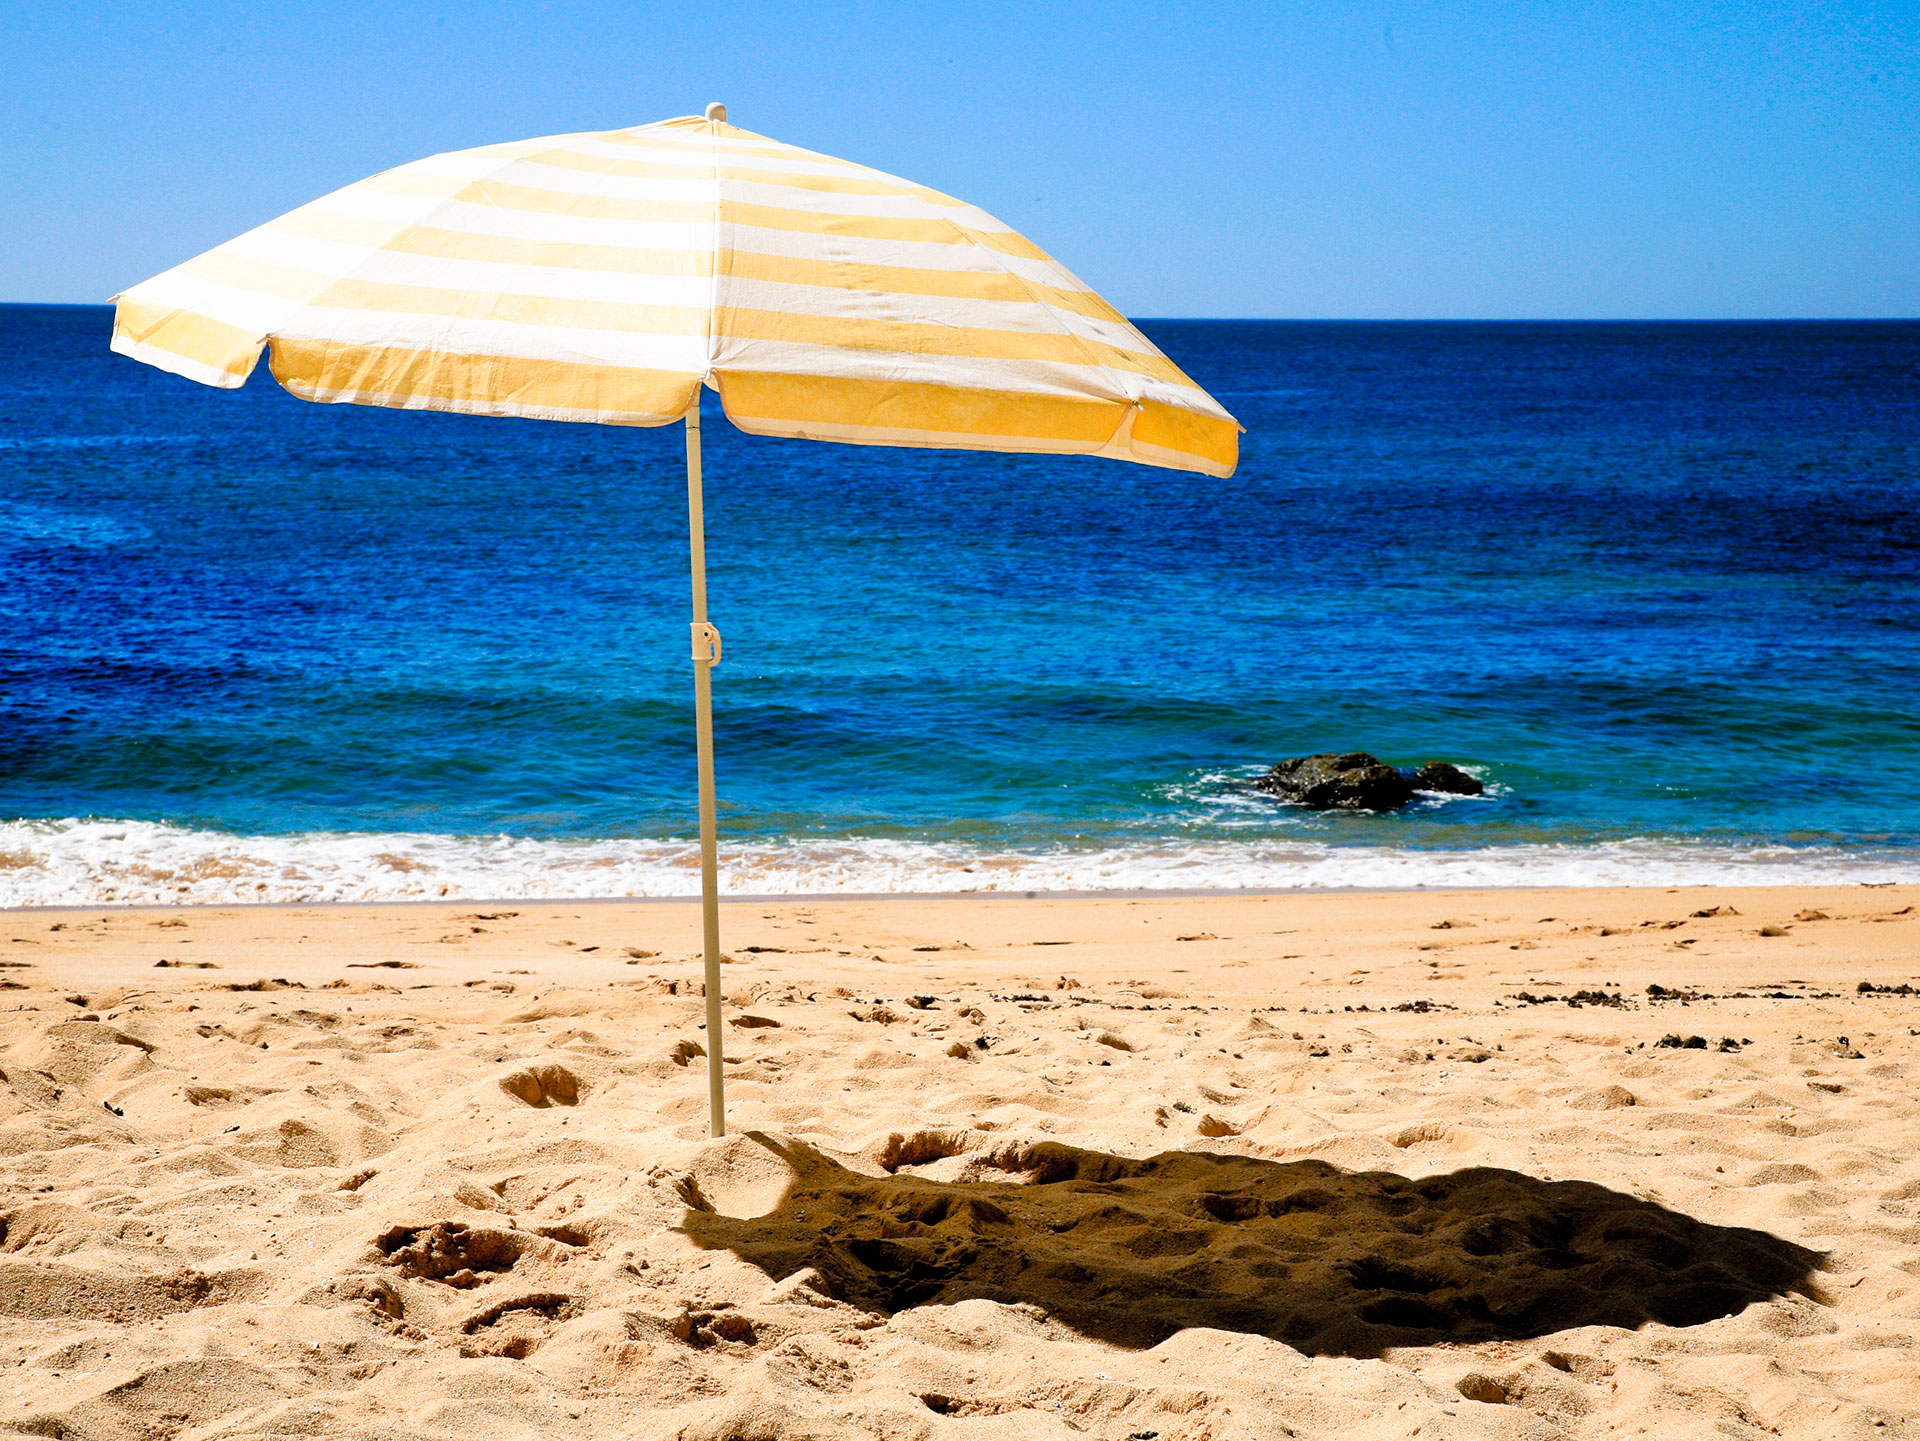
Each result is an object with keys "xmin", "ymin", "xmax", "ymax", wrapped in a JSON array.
[
  {"xmin": 4, "ymin": 875, "xmax": 1916, "ymax": 915},
  {"xmin": 7, "ymin": 820, "xmax": 1918, "ymax": 911}
]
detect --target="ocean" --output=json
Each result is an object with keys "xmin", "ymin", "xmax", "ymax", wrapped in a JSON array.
[{"xmin": 2, "ymin": 306, "xmax": 1916, "ymax": 905}]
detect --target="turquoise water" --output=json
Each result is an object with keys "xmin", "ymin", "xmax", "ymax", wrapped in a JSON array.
[{"xmin": 2, "ymin": 307, "xmax": 1916, "ymax": 902}]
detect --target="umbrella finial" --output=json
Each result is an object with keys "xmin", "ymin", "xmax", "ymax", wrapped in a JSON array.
[{"xmin": 705, "ymin": 102, "xmax": 727, "ymax": 123}]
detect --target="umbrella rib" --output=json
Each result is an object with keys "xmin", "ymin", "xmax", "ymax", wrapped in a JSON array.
[{"xmin": 705, "ymin": 122, "xmax": 726, "ymax": 384}]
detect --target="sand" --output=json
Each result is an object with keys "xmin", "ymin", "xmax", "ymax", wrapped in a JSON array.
[{"xmin": 1, "ymin": 884, "xmax": 1916, "ymax": 1440}]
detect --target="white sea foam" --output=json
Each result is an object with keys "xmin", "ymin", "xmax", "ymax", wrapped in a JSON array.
[{"xmin": 0, "ymin": 817, "xmax": 1914, "ymax": 908}]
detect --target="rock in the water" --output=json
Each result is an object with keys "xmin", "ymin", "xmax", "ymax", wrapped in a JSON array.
[
  {"xmin": 1411, "ymin": 761, "xmax": 1484, "ymax": 796},
  {"xmin": 1254, "ymin": 753, "xmax": 1416, "ymax": 812}
]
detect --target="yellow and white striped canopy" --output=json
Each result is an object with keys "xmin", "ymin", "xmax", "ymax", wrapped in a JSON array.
[{"xmin": 112, "ymin": 111, "xmax": 1239, "ymax": 476}]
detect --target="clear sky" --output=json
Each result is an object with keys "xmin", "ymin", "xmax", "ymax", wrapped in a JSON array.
[{"xmin": 4, "ymin": 0, "xmax": 1915, "ymax": 317}]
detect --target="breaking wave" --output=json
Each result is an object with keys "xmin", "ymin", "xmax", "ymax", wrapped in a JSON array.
[{"xmin": 1, "ymin": 818, "xmax": 1914, "ymax": 908}]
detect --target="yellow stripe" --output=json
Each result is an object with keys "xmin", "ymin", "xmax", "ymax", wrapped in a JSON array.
[
  {"xmin": 721, "ymin": 249, "xmax": 1123, "ymax": 322},
  {"xmin": 267, "ymin": 210, "xmax": 410, "ymax": 250},
  {"xmin": 1129, "ymin": 398, "xmax": 1240, "ymax": 471},
  {"xmin": 397, "ymin": 174, "xmax": 713, "ymax": 222},
  {"xmin": 271, "ymin": 210, "xmax": 713, "ymax": 278},
  {"xmin": 719, "ymin": 373, "xmax": 1237, "ymax": 473},
  {"xmin": 268, "ymin": 339, "xmax": 699, "ymax": 421},
  {"xmin": 112, "ymin": 299, "xmax": 263, "ymax": 379},
  {"xmin": 1119, "ymin": 434, "xmax": 1235, "ymax": 479},
  {"xmin": 726, "ymin": 202, "xmax": 1046, "ymax": 259},
  {"xmin": 356, "ymin": 170, "xmax": 477, "ymax": 204},
  {"xmin": 715, "ymin": 306, "xmax": 1192, "ymax": 384},
  {"xmin": 716, "ymin": 370, "xmax": 1121, "ymax": 444}
]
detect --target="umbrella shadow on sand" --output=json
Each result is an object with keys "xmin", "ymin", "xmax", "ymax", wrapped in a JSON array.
[{"xmin": 681, "ymin": 1132, "xmax": 1822, "ymax": 1358}]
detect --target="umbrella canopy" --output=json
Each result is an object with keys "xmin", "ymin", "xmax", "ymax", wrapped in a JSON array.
[
  {"xmin": 111, "ymin": 110, "xmax": 1239, "ymax": 476},
  {"xmin": 111, "ymin": 106, "xmax": 1241, "ymax": 1138}
]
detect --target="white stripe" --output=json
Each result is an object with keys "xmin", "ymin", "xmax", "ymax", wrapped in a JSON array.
[
  {"xmin": 269, "ymin": 306, "xmax": 711, "ymax": 370},
  {"xmin": 1142, "ymin": 376, "xmax": 1235, "ymax": 419},
  {"xmin": 712, "ymin": 274, "xmax": 1165, "ymax": 356},
  {"xmin": 109, "ymin": 330, "xmax": 253, "ymax": 389},
  {"xmin": 528, "ymin": 127, "xmax": 979, "ymax": 213},
  {"xmin": 387, "ymin": 134, "xmax": 594, "ymax": 174},
  {"xmin": 119, "ymin": 272, "xmax": 308, "ymax": 337},
  {"xmin": 216, "ymin": 228, "xmax": 712, "ymax": 307},
  {"xmin": 541, "ymin": 135, "xmax": 912, "ymax": 183},
  {"xmin": 611, "ymin": 125, "xmax": 855, "ymax": 156},
  {"xmin": 393, "ymin": 148, "xmax": 1011, "ymax": 226},
  {"xmin": 250, "ymin": 172, "xmax": 499, "ymax": 255},
  {"xmin": 301, "ymin": 190, "xmax": 715, "ymax": 250},
  {"xmin": 286, "ymin": 381, "xmax": 683, "ymax": 427}
]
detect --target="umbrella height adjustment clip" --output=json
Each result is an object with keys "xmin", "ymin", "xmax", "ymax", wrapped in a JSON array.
[{"xmin": 691, "ymin": 621, "xmax": 723, "ymax": 666}]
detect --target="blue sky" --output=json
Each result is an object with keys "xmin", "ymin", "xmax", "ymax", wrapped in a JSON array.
[{"xmin": 4, "ymin": 0, "xmax": 1914, "ymax": 317}]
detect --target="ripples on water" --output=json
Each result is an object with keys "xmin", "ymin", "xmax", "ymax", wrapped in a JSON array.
[{"xmin": 1, "ymin": 308, "xmax": 1916, "ymax": 901}]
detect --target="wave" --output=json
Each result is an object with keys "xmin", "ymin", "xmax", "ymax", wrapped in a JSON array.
[
  {"xmin": 0, "ymin": 499, "xmax": 149, "ymax": 551},
  {"xmin": 1, "ymin": 818, "xmax": 1915, "ymax": 908}
]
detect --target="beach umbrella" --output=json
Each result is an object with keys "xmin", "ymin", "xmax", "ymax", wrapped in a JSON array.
[{"xmin": 110, "ymin": 104, "xmax": 1241, "ymax": 1137}]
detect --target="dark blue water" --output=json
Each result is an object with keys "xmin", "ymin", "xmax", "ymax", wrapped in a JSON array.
[{"xmin": 2, "ymin": 306, "xmax": 1916, "ymax": 901}]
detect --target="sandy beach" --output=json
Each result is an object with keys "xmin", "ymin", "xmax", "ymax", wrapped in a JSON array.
[{"xmin": 2, "ymin": 884, "xmax": 1916, "ymax": 1439}]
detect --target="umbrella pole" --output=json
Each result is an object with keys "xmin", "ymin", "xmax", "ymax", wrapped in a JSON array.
[{"xmin": 685, "ymin": 406, "xmax": 726, "ymax": 1138}]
